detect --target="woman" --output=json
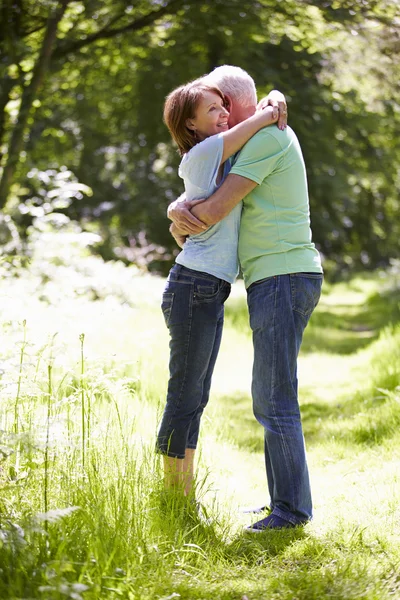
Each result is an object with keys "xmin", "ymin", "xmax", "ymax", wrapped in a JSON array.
[{"xmin": 157, "ymin": 78, "xmax": 278, "ymax": 499}]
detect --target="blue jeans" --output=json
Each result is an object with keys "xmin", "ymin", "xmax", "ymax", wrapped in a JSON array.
[
  {"xmin": 157, "ymin": 264, "xmax": 231, "ymax": 459},
  {"xmin": 247, "ymin": 273, "xmax": 323, "ymax": 525}
]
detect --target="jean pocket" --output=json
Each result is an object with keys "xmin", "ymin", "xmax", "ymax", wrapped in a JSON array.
[
  {"xmin": 247, "ymin": 277, "xmax": 277, "ymax": 331},
  {"xmin": 161, "ymin": 292, "xmax": 175, "ymax": 326},
  {"xmin": 193, "ymin": 281, "xmax": 220, "ymax": 301},
  {"xmin": 291, "ymin": 275, "xmax": 322, "ymax": 317}
]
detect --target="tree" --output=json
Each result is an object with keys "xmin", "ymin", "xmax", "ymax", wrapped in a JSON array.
[
  {"xmin": 0, "ymin": 0, "xmax": 70, "ymax": 205},
  {"xmin": 0, "ymin": 0, "xmax": 185, "ymax": 208},
  {"xmin": 1, "ymin": 0, "xmax": 399, "ymax": 275}
]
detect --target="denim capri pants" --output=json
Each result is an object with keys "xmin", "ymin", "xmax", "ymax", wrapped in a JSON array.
[{"xmin": 156, "ymin": 264, "xmax": 231, "ymax": 458}]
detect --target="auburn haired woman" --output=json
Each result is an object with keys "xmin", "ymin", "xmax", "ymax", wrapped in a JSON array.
[{"xmin": 157, "ymin": 77, "xmax": 278, "ymax": 502}]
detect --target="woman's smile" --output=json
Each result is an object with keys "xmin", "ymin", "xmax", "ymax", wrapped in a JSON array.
[{"xmin": 186, "ymin": 90, "xmax": 230, "ymax": 140}]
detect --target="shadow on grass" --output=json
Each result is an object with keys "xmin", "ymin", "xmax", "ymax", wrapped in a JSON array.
[
  {"xmin": 214, "ymin": 387, "xmax": 400, "ymax": 454},
  {"xmin": 222, "ymin": 285, "xmax": 400, "ymax": 452},
  {"xmin": 303, "ymin": 286, "xmax": 400, "ymax": 354},
  {"xmin": 302, "ymin": 286, "xmax": 399, "ymax": 355},
  {"xmin": 146, "ymin": 501, "xmax": 320, "ymax": 599},
  {"xmin": 225, "ymin": 286, "xmax": 400, "ymax": 356},
  {"xmin": 149, "ymin": 521, "xmax": 392, "ymax": 600},
  {"xmin": 220, "ymin": 524, "xmax": 311, "ymax": 564},
  {"xmin": 301, "ymin": 391, "xmax": 400, "ymax": 448},
  {"xmin": 149, "ymin": 486, "xmax": 311, "ymax": 566}
]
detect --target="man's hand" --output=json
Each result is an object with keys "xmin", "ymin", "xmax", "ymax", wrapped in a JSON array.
[
  {"xmin": 168, "ymin": 198, "xmax": 208, "ymax": 235},
  {"xmin": 191, "ymin": 174, "xmax": 258, "ymax": 225},
  {"xmin": 257, "ymin": 90, "xmax": 287, "ymax": 131},
  {"xmin": 169, "ymin": 223, "xmax": 187, "ymax": 248}
]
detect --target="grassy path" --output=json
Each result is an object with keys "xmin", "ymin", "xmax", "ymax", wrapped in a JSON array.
[
  {"xmin": 0, "ymin": 267, "xmax": 399, "ymax": 599},
  {"xmin": 166, "ymin": 273, "xmax": 400, "ymax": 599}
]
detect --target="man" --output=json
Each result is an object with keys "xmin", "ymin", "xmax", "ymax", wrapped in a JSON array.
[{"xmin": 168, "ymin": 65, "xmax": 323, "ymax": 531}]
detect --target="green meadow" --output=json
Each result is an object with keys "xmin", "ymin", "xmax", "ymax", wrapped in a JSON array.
[{"xmin": 1, "ymin": 236, "xmax": 400, "ymax": 600}]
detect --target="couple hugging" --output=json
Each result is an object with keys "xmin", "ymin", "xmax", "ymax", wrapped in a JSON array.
[{"xmin": 156, "ymin": 65, "xmax": 323, "ymax": 533}]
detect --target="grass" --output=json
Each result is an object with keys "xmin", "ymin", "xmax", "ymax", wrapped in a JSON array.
[{"xmin": 0, "ymin": 236, "xmax": 399, "ymax": 599}]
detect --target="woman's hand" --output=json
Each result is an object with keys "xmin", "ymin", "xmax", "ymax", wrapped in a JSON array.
[
  {"xmin": 169, "ymin": 223, "xmax": 187, "ymax": 248},
  {"xmin": 257, "ymin": 105, "xmax": 279, "ymax": 126},
  {"xmin": 257, "ymin": 90, "xmax": 288, "ymax": 131}
]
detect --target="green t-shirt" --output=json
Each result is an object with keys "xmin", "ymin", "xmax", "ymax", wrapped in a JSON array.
[{"xmin": 230, "ymin": 125, "xmax": 322, "ymax": 289}]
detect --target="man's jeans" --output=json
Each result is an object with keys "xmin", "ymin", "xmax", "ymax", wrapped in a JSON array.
[
  {"xmin": 247, "ymin": 273, "xmax": 323, "ymax": 525},
  {"xmin": 157, "ymin": 264, "xmax": 231, "ymax": 459}
]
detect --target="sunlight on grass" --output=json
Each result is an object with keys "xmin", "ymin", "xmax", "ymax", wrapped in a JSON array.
[{"xmin": 1, "ymin": 246, "xmax": 400, "ymax": 599}]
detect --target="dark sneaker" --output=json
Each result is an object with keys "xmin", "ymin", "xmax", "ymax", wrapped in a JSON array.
[{"xmin": 244, "ymin": 514, "xmax": 296, "ymax": 532}]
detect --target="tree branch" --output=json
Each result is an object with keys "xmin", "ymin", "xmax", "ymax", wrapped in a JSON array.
[
  {"xmin": 0, "ymin": 76, "xmax": 16, "ymax": 159},
  {"xmin": 0, "ymin": 0, "xmax": 70, "ymax": 208},
  {"xmin": 53, "ymin": 0, "xmax": 183, "ymax": 58},
  {"xmin": 23, "ymin": 22, "xmax": 48, "ymax": 37}
]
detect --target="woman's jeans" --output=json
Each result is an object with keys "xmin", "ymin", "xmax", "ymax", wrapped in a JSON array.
[
  {"xmin": 157, "ymin": 264, "xmax": 231, "ymax": 459},
  {"xmin": 247, "ymin": 273, "xmax": 323, "ymax": 525}
]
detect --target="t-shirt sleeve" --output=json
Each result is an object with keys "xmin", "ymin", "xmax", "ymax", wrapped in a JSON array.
[
  {"xmin": 229, "ymin": 128, "xmax": 285, "ymax": 185},
  {"xmin": 178, "ymin": 133, "xmax": 224, "ymax": 193}
]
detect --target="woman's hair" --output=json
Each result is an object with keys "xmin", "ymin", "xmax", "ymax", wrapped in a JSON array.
[{"xmin": 163, "ymin": 78, "xmax": 226, "ymax": 156}]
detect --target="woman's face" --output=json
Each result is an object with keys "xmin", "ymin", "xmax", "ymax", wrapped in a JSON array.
[{"xmin": 186, "ymin": 91, "xmax": 229, "ymax": 141}]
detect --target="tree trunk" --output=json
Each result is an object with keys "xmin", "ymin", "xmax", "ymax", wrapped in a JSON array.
[
  {"xmin": 0, "ymin": 76, "xmax": 16, "ymax": 160},
  {"xmin": 0, "ymin": 0, "xmax": 70, "ymax": 209}
]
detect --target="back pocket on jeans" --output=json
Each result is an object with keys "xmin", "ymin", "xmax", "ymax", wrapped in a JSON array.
[
  {"xmin": 161, "ymin": 292, "xmax": 174, "ymax": 326},
  {"xmin": 291, "ymin": 275, "xmax": 322, "ymax": 317}
]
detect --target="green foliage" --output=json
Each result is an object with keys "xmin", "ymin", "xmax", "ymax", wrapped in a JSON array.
[
  {"xmin": 0, "ymin": 0, "xmax": 399, "ymax": 274},
  {"xmin": 0, "ymin": 234, "xmax": 400, "ymax": 597}
]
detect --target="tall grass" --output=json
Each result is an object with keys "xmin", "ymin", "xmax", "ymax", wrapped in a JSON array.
[
  {"xmin": 13, "ymin": 319, "xmax": 27, "ymax": 434},
  {"xmin": 0, "ymin": 240, "xmax": 399, "ymax": 599}
]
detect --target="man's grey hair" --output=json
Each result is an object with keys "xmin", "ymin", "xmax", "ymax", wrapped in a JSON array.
[{"xmin": 203, "ymin": 65, "xmax": 257, "ymax": 107}]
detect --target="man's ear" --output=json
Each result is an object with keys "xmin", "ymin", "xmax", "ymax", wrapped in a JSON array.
[
  {"xmin": 185, "ymin": 118, "xmax": 196, "ymax": 131},
  {"xmin": 224, "ymin": 94, "xmax": 233, "ymax": 111}
]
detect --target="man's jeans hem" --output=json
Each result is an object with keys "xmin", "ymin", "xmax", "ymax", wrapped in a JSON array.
[
  {"xmin": 272, "ymin": 506, "xmax": 311, "ymax": 526},
  {"xmin": 247, "ymin": 273, "xmax": 322, "ymax": 527}
]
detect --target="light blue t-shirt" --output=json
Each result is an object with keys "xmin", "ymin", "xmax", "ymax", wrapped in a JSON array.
[{"xmin": 175, "ymin": 133, "xmax": 242, "ymax": 284}]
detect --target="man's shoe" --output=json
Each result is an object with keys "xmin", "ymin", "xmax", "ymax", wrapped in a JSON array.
[{"xmin": 244, "ymin": 514, "xmax": 296, "ymax": 532}]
